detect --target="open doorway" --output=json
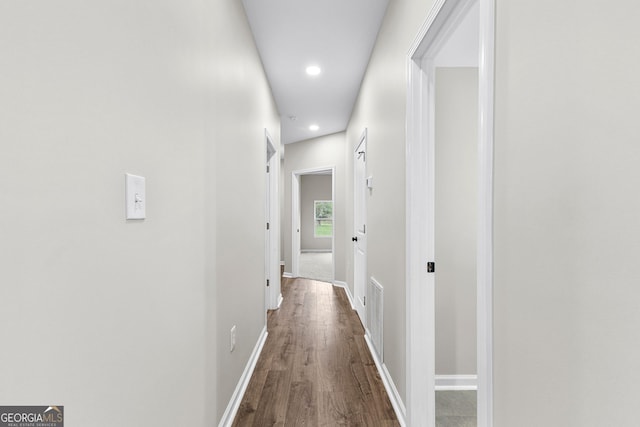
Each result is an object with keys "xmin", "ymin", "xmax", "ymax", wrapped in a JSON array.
[
  {"xmin": 291, "ymin": 167, "xmax": 335, "ymax": 283},
  {"xmin": 406, "ymin": 0, "xmax": 495, "ymax": 426},
  {"xmin": 434, "ymin": 66, "xmax": 479, "ymax": 423}
]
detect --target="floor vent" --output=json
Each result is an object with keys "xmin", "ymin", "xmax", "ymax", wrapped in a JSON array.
[{"xmin": 367, "ymin": 277, "xmax": 384, "ymax": 360}]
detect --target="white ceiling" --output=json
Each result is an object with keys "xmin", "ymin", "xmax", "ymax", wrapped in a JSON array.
[{"xmin": 242, "ymin": 0, "xmax": 389, "ymax": 144}]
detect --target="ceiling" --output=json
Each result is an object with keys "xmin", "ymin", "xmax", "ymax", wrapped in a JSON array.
[{"xmin": 242, "ymin": 0, "xmax": 389, "ymax": 144}]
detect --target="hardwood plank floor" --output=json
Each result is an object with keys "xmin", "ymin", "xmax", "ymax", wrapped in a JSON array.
[{"xmin": 233, "ymin": 277, "xmax": 400, "ymax": 426}]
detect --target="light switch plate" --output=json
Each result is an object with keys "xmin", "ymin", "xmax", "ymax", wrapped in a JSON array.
[
  {"xmin": 125, "ymin": 173, "xmax": 146, "ymax": 220},
  {"xmin": 230, "ymin": 325, "xmax": 236, "ymax": 353}
]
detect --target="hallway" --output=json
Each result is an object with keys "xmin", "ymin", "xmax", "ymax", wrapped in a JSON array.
[{"xmin": 232, "ymin": 278, "xmax": 399, "ymax": 426}]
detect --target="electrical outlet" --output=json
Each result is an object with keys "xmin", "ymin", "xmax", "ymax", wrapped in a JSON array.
[{"xmin": 230, "ymin": 325, "xmax": 236, "ymax": 353}]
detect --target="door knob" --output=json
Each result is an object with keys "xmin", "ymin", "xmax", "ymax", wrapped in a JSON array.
[{"xmin": 352, "ymin": 236, "xmax": 358, "ymax": 242}]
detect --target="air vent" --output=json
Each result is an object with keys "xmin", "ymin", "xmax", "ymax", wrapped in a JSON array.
[{"xmin": 367, "ymin": 277, "xmax": 384, "ymax": 360}]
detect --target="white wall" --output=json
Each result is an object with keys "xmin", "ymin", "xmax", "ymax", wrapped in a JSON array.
[
  {"xmin": 283, "ymin": 133, "xmax": 346, "ymax": 281},
  {"xmin": 300, "ymin": 175, "xmax": 333, "ymax": 251},
  {"xmin": 493, "ymin": 1, "xmax": 640, "ymax": 425},
  {"xmin": 0, "ymin": 1, "xmax": 279, "ymax": 425},
  {"xmin": 346, "ymin": 0, "xmax": 436, "ymax": 404},
  {"xmin": 214, "ymin": 1, "xmax": 281, "ymax": 421},
  {"xmin": 434, "ymin": 67, "xmax": 478, "ymax": 375}
]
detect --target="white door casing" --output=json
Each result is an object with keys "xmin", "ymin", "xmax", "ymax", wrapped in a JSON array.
[
  {"xmin": 406, "ymin": 0, "xmax": 495, "ymax": 426},
  {"xmin": 291, "ymin": 166, "xmax": 336, "ymax": 281},
  {"xmin": 353, "ymin": 129, "xmax": 368, "ymax": 325},
  {"xmin": 291, "ymin": 173, "xmax": 301, "ymax": 278},
  {"xmin": 265, "ymin": 143, "xmax": 271, "ymax": 316},
  {"xmin": 265, "ymin": 129, "xmax": 281, "ymax": 311}
]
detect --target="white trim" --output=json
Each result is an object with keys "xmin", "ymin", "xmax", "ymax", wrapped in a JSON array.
[
  {"xmin": 352, "ymin": 129, "xmax": 368, "ymax": 326},
  {"xmin": 408, "ymin": 0, "xmax": 446, "ymax": 56},
  {"xmin": 265, "ymin": 129, "xmax": 281, "ymax": 311},
  {"xmin": 277, "ymin": 294, "xmax": 283, "ymax": 309},
  {"xmin": 280, "ymin": 261, "xmax": 285, "ymax": 266},
  {"xmin": 364, "ymin": 334, "xmax": 407, "ymax": 427},
  {"xmin": 477, "ymin": 0, "xmax": 495, "ymax": 425},
  {"xmin": 406, "ymin": 29, "xmax": 436, "ymax": 427},
  {"xmin": 292, "ymin": 172, "xmax": 301, "ymax": 277},
  {"xmin": 435, "ymin": 375, "xmax": 478, "ymax": 391},
  {"xmin": 218, "ymin": 327, "xmax": 268, "ymax": 427},
  {"xmin": 333, "ymin": 280, "xmax": 355, "ymax": 310},
  {"xmin": 406, "ymin": 0, "xmax": 494, "ymax": 426},
  {"xmin": 291, "ymin": 166, "xmax": 336, "ymax": 281},
  {"xmin": 282, "ymin": 272, "xmax": 293, "ymax": 278},
  {"xmin": 300, "ymin": 249, "xmax": 332, "ymax": 253}
]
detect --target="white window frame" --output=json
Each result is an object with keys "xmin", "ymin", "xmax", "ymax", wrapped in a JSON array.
[{"xmin": 313, "ymin": 200, "xmax": 333, "ymax": 238}]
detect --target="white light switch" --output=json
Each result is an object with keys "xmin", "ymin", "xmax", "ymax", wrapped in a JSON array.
[
  {"xmin": 230, "ymin": 325, "xmax": 236, "ymax": 353},
  {"xmin": 125, "ymin": 173, "xmax": 146, "ymax": 219}
]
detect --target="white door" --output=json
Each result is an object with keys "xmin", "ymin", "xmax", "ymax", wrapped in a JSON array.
[
  {"xmin": 353, "ymin": 130, "xmax": 368, "ymax": 324},
  {"xmin": 291, "ymin": 173, "xmax": 301, "ymax": 277}
]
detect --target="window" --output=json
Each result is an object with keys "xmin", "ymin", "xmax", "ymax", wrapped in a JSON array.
[{"xmin": 314, "ymin": 200, "xmax": 333, "ymax": 237}]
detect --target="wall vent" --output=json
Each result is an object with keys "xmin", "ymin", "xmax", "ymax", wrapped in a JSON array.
[{"xmin": 367, "ymin": 277, "xmax": 384, "ymax": 360}]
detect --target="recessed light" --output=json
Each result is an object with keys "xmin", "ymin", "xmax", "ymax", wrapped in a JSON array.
[
  {"xmin": 305, "ymin": 65, "xmax": 322, "ymax": 76},
  {"xmin": 309, "ymin": 124, "xmax": 319, "ymax": 131}
]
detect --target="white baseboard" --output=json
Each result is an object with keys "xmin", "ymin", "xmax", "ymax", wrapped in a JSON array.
[
  {"xmin": 435, "ymin": 375, "xmax": 478, "ymax": 391},
  {"xmin": 333, "ymin": 281, "xmax": 355, "ymax": 310},
  {"xmin": 280, "ymin": 260, "xmax": 285, "ymax": 266},
  {"xmin": 277, "ymin": 293, "xmax": 283, "ymax": 309},
  {"xmin": 282, "ymin": 272, "xmax": 293, "ymax": 278},
  {"xmin": 218, "ymin": 326, "xmax": 268, "ymax": 427},
  {"xmin": 364, "ymin": 335, "xmax": 406, "ymax": 426},
  {"xmin": 300, "ymin": 249, "xmax": 332, "ymax": 253}
]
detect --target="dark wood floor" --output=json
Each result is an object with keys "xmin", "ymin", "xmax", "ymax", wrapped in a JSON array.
[{"xmin": 232, "ymin": 277, "xmax": 400, "ymax": 426}]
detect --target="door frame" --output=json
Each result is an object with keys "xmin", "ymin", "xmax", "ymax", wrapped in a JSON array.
[
  {"xmin": 353, "ymin": 129, "xmax": 368, "ymax": 325},
  {"xmin": 291, "ymin": 166, "xmax": 335, "ymax": 281},
  {"xmin": 265, "ymin": 129, "xmax": 281, "ymax": 311},
  {"xmin": 406, "ymin": 0, "xmax": 495, "ymax": 426}
]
